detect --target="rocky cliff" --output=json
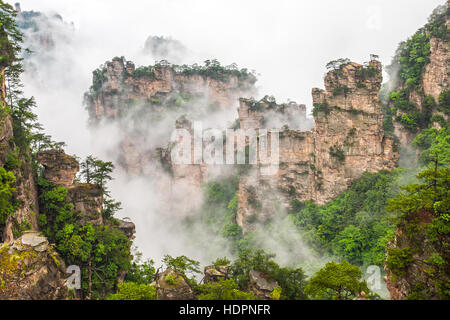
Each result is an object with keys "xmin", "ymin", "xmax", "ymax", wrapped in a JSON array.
[
  {"xmin": 383, "ymin": 2, "xmax": 449, "ymax": 300},
  {"xmin": 388, "ymin": 3, "xmax": 449, "ymax": 147},
  {"xmin": 0, "ymin": 70, "xmax": 39, "ymax": 243},
  {"xmin": 85, "ymin": 56, "xmax": 398, "ymax": 229},
  {"xmin": 236, "ymin": 59, "xmax": 398, "ymax": 232},
  {"xmin": 84, "ymin": 57, "xmax": 257, "ymax": 177}
]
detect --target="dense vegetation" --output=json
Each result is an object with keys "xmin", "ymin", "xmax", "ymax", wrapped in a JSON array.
[
  {"xmin": 88, "ymin": 57, "xmax": 257, "ymax": 99},
  {"xmin": 37, "ymin": 157, "xmax": 132, "ymax": 299},
  {"xmin": 382, "ymin": 4, "xmax": 449, "ymax": 134}
]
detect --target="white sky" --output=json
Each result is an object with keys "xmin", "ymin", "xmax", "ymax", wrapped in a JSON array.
[{"xmin": 15, "ymin": 0, "xmax": 445, "ymax": 107}]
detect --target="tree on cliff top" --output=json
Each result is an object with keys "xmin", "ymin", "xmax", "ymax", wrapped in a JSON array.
[{"xmin": 305, "ymin": 261, "xmax": 371, "ymax": 300}]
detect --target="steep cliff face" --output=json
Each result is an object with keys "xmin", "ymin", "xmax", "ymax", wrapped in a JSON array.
[
  {"xmin": 388, "ymin": 3, "xmax": 449, "ymax": 147},
  {"xmin": 236, "ymin": 59, "xmax": 398, "ymax": 231},
  {"xmin": 0, "ymin": 69, "xmax": 39, "ymax": 243},
  {"xmin": 383, "ymin": 3, "xmax": 449, "ymax": 300},
  {"xmin": 85, "ymin": 57, "xmax": 256, "ymax": 125},
  {"xmin": 312, "ymin": 60, "xmax": 398, "ymax": 203},
  {"xmin": 85, "ymin": 57, "xmax": 257, "ymax": 176},
  {"xmin": 37, "ymin": 150, "xmax": 106, "ymax": 227}
]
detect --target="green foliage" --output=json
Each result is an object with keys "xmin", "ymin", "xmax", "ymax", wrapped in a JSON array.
[
  {"xmin": 175, "ymin": 59, "xmax": 257, "ymax": 85},
  {"xmin": 305, "ymin": 261, "xmax": 366, "ymax": 300},
  {"xmin": 106, "ymin": 281, "xmax": 156, "ymax": 300},
  {"xmin": 290, "ymin": 170, "xmax": 399, "ymax": 267},
  {"xmin": 188, "ymin": 175, "xmax": 243, "ymax": 248},
  {"xmin": 387, "ymin": 4, "xmax": 447, "ymax": 89},
  {"xmin": 388, "ymin": 130, "xmax": 449, "ymax": 219},
  {"xmin": 0, "ymin": 1, "xmax": 23, "ymax": 69},
  {"xmin": 329, "ymin": 145, "xmax": 345, "ymax": 163},
  {"xmin": 37, "ymin": 177, "xmax": 132, "ymax": 299},
  {"xmin": 4, "ymin": 147, "xmax": 21, "ymax": 170},
  {"xmin": 132, "ymin": 66, "xmax": 155, "ymax": 79},
  {"xmin": 438, "ymin": 90, "xmax": 450, "ymax": 116},
  {"xmin": 229, "ymin": 250, "xmax": 307, "ymax": 300},
  {"xmin": 212, "ymin": 257, "xmax": 231, "ymax": 267},
  {"xmin": 165, "ymin": 274, "xmax": 178, "ymax": 285},
  {"xmin": 198, "ymin": 278, "xmax": 255, "ymax": 300},
  {"xmin": 162, "ymin": 255, "xmax": 201, "ymax": 278},
  {"xmin": 79, "ymin": 155, "xmax": 122, "ymax": 220},
  {"xmin": 125, "ymin": 251, "xmax": 156, "ymax": 284},
  {"xmin": 326, "ymin": 58, "xmax": 351, "ymax": 71},
  {"xmin": 332, "ymin": 85, "xmax": 350, "ymax": 97},
  {"xmin": 386, "ymin": 248, "xmax": 414, "ymax": 280},
  {"xmin": 312, "ymin": 102, "xmax": 330, "ymax": 117},
  {"xmin": 0, "ymin": 168, "xmax": 17, "ymax": 227}
]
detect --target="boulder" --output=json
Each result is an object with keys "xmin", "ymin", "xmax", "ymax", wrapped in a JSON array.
[
  {"xmin": 0, "ymin": 231, "xmax": 68, "ymax": 300},
  {"xmin": 248, "ymin": 270, "xmax": 279, "ymax": 300},
  {"xmin": 155, "ymin": 269, "xmax": 195, "ymax": 300},
  {"xmin": 204, "ymin": 265, "xmax": 228, "ymax": 283},
  {"xmin": 37, "ymin": 149, "xmax": 79, "ymax": 187}
]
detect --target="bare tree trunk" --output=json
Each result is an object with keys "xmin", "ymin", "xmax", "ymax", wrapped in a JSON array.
[
  {"xmin": 0, "ymin": 66, "xmax": 6, "ymax": 105},
  {"xmin": 88, "ymin": 255, "xmax": 92, "ymax": 300}
]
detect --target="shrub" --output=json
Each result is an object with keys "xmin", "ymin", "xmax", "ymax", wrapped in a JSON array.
[
  {"xmin": 106, "ymin": 282, "xmax": 156, "ymax": 300},
  {"xmin": 386, "ymin": 248, "xmax": 414, "ymax": 280}
]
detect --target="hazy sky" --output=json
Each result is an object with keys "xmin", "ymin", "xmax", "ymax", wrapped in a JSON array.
[{"xmin": 16, "ymin": 0, "xmax": 445, "ymax": 107}]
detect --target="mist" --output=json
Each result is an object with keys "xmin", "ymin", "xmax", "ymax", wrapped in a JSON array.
[{"xmin": 12, "ymin": 0, "xmax": 444, "ymax": 270}]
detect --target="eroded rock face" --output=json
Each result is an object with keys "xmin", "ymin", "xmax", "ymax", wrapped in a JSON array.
[
  {"xmin": 37, "ymin": 149, "xmax": 79, "ymax": 187},
  {"xmin": 117, "ymin": 219, "xmax": 136, "ymax": 240},
  {"xmin": 236, "ymin": 60, "xmax": 398, "ymax": 231},
  {"xmin": 248, "ymin": 270, "xmax": 279, "ymax": 300},
  {"xmin": 154, "ymin": 269, "xmax": 195, "ymax": 300},
  {"xmin": 423, "ymin": 36, "xmax": 449, "ymax": 102},
  {"xmin": 67, "ymin": 183, "xmax": 103, "ymax": 226},
  {"xmin": 204, "ymin": 265, "xmax": 229, "ymax": 283},
  {"xmin": 0, "ymin": 231, "xmax": 68, "ymax": 300},
  {"xmin": 1, "ymin": 68, "xmax": 39, "ymax": 243},
  {"xmin": 86, "ymin": 57, "xmax": 255, "ymax": 126},
  {"xmin": 312, "ymin": 60, "xmax": 398, "ymax": 203},
  {"xmin": 37, "ymin": 150, "xmax": 104, "ymax": 227}
]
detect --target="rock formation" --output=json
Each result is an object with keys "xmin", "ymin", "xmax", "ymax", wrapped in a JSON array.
[
  {"xmin": 203, "ymin": 265, "xmax": 229, "ymax": 283},
  {"xmin": 154, "ymin": 268, "xmax": 195, "ymax": 300},
  {"xmin": 0, "ymin": 68, "xmax": 39, "ymax": 243},
  {"xmin": 0, "ymin": 231, "xmax": 68, "ymax": 300},
  {"xmin": 248, "ymin": 270, "xmax": 279, "ymax": 300},
  {"xmin": 37, "ymin": 149, "xmax": 79, "ymax": 187},
  {"xmin": 236, "ymin": 59, "xmax": 398, "ymax": 231}
]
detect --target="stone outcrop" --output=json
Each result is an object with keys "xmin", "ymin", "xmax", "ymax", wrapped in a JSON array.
[
  {"xmin": 85, "ymin": 57, "xmax": 256, "ymax": 125},
  {"xmin": 204, "ymin": 265, "xmax": 229, "ymax": 283},
  {"xmin": 37, "ymin": 150, "xmax": 105, "ymax": 226},
  {"xmin": 37, "ymin": 149, "xmax": 79, "ymax": 187},
  {"xmin": 423, "ymin": 36, "xmax": 449, "ymax": 102},
  {"xmin": 248, "ymin": 270, "xmax": 279, "ymax": 300},
  {"xmin": 0, "ymin": 231, "xmax": 68, "ymax": 300},
  {"xmin": 154, "ymin": 268, "xmax": 195, "ymax": 300},
  {"xmin": 117, "ymin": 219, "xmax": 136, "ymax": 239},
  {"xmin": 67, "ymin": 184, "xmax": 103, "ymax": 226}
]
